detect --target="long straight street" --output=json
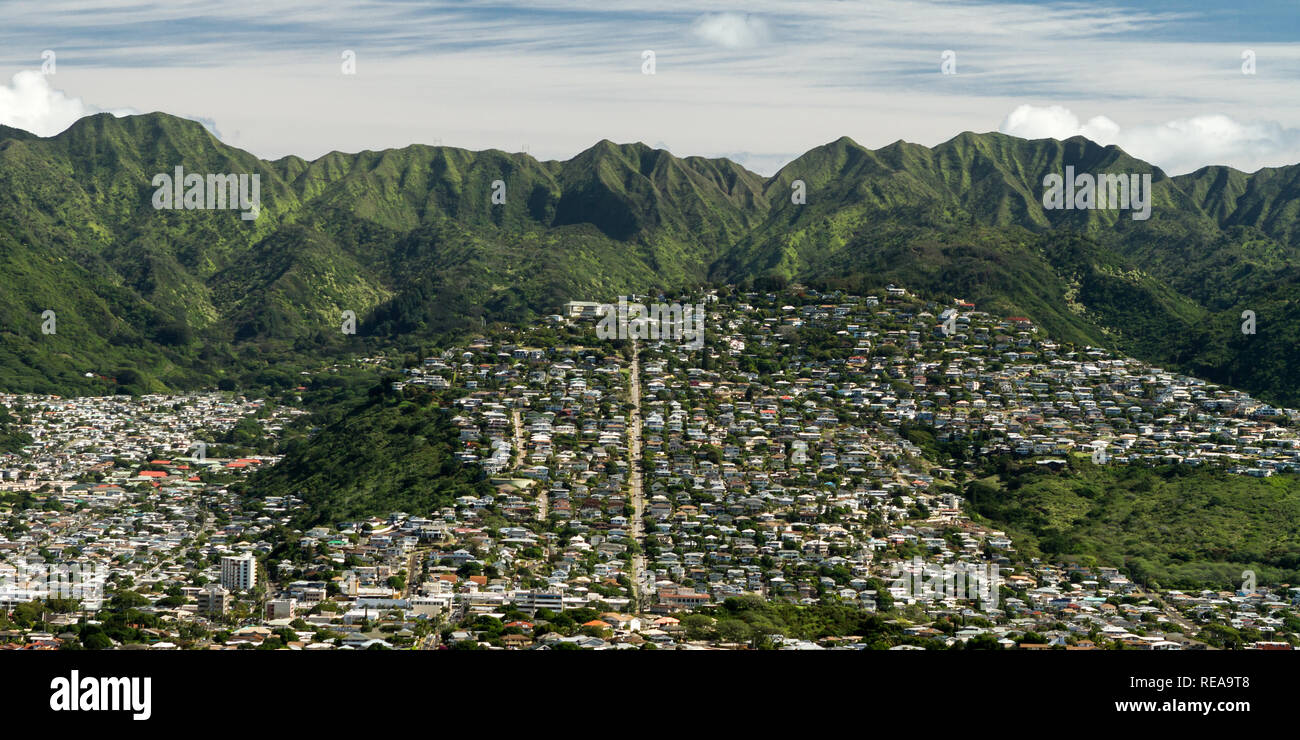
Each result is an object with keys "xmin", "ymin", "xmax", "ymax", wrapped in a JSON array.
[{"xmin": 627, "ymin": 337, "xmax": 648, "ymax": 612}]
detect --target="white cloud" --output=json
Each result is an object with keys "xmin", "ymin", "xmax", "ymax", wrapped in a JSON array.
[
  {"xmin": 0, "ymin": 71, "xmax": 128, "ymax": 136},
  {"xmin": 690, "ymin": 13, "xmax": 771, "ymax": 49},
  {"xmin": 0, "ymin": 71, "xmax": 137, "ymax": 137},
  {"xmin": 999, "ymin": 104, "xmax": 1300, "ymax": 174},
  {"xmin": 0, "ymin": 71, "xmax": 233, "ymax": 141},
  {"xmin": 998, "ymin": 105, "xmax": 1120, "ymax": 144}
]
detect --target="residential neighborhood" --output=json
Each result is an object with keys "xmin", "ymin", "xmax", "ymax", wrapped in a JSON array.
[{"xmin": 3, "ymin": 284, "xmax": 1299, "ymax": 650}]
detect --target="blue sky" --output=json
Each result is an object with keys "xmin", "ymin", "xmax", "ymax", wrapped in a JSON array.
[{"xmin": 1, "ymin": 0, "xmax": 1298, "ymax": 174}]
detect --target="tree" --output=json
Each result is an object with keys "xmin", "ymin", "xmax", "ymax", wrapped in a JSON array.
[
  {"xmin": 109, "ymin": 590, "xmax": 150, "ymax": 610},
  {"xmin": 716, "ymin": 618, "xmax": 753, "ymax": 644},
  {"xmin": 11, "ymin": 600, "xmax": 46, "ymax": 628},
  {"xmin": 680, "ymin": 613, "xmax": 715, "ymax": 640},
  {"xmin": 966, "ymin": 633, "xmax": 1003, "ymax": 650},
  {"xmin": 81, "ymin": 629, "xmax": 113, "ymax": 650}
]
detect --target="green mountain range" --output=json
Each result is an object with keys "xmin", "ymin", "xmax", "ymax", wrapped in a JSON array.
[{"xmin": 3, "ymin": 113, "xmax": 1300, "ymax": 405}]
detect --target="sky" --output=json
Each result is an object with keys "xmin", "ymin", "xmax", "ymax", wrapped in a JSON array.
[{"xmin": 1, "ymin": 0, "xmax": 1298, "ymax": 175}]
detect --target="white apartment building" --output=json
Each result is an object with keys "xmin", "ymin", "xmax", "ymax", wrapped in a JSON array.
[{"xmin": 220, "ymin": 554, "xmax": 257, "ymax": 591}]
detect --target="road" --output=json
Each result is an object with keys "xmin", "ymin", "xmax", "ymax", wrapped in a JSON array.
[
  {"xmin": 510, "ymin": 408, "xmax": 526, "ymax": 470},
  {"xmin": 404, "ymin": 548, "xmax": 421, "ymax": 599},
  {"xmin": 1133, "ymin": 584, "xmax": 1199, "ymax": 636},
  {"xmin": 403, "ymin": 547, "xmax": 442, "ymax": 650},
  {"xmin": 627, "ymin": 337, "xmax": 649, "ymax": 612},
  {"xmin": 512, "ymin": 407, "xmax": 546, "ymax": 521}
]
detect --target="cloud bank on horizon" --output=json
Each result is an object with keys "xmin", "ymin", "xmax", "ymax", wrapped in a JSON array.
[
  {"xmin": 0, "ymin": 71, "xmax": 219, "ymax": 140},
  {"xmin": 1, "ymin": 0, "xmax": 1299, "ymax": 175},
  {"xmin": 0, "ymin": 71, "xmax": 135, "ymax": 136},
  {"xmin": 999, "ymin": 104, "xmax": 1300, "ymax": 175}
]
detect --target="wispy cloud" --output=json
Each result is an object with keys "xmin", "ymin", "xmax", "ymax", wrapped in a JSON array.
[{"xmin": 690, "ymin": 13, "xmax": 771, "ymax": 49}]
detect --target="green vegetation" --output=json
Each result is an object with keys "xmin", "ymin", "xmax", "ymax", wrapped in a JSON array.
[
  {"xmin": 245, "ymin": 382, "xmax": 493, "ymax": 526},
  {"xmin": 8, "ymin": 116, "xmax": 1300, "ymax": 595},
  {"xmin": 698, "ymin": 595, "xmax": 903, "ymax": 647},
  {"xmin": 5, "ymin": 116, "xmax": 1300, "ymax": 408},
  {"xmin": 966, "ymin": 460, "xmax": 1300, "ymax": 588},
  {"xmin": 0, "ymin": 405, "xmax": 33, "ymax": 453},
  {"xmin": 0, "ymin": 115, "xmax": 760, "ymax": 395}
]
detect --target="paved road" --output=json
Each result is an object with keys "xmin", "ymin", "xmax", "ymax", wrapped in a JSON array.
[
  {"xmin": 1133, "ymin": 584, "xmax": 1198, "ymax": 636},
  {"xmin": 510, "ymin": 408, "xmax": 526, "ymax": 470},
  {"xmin": 404, "ymin": 549, "xmax": 421, "ymax": 599},
  {"xmin": 403, "ymin": 548, "xmax": 440, "ymax": 650},
  {"xmin": 512, "ymin": 407, "xmax": 546, "ymax": 521},
  {"xmin": 627, "ymin": 337, "xmax": 648, "ymax": 612}
]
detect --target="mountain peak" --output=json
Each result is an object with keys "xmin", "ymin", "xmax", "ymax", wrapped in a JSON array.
[
  {"xmin": 830, "ymin": 135, "xmax": 861, "ymax": 147},
  {"xmin": 61, "ymin": 111, "xmax": 213, "ymax": 138}
]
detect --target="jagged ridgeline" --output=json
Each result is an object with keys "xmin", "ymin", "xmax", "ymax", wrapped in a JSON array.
[{"xmin": 3, "ymin": 113, "xmax": 1300, "ymax": 403}]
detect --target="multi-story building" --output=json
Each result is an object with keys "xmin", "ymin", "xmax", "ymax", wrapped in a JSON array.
[
  {"xmin": 220, "ymin": 554, "xmax": 257, "ymax": 591},
  {"xmin": 196, "ymin": 584, "xmax": 230, "ymax": 616},
  {"xmin": 513, "ymin": 591, "xmax": 564, "ymax": 615},
  {"xmin": 266, "ymin": 598, "xmax": 297, "ymax": 620}
]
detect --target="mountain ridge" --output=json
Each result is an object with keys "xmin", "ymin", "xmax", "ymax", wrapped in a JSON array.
[{"xmin": 3, "ymin": 112, "xmax": 1300, "ymax": 405}]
